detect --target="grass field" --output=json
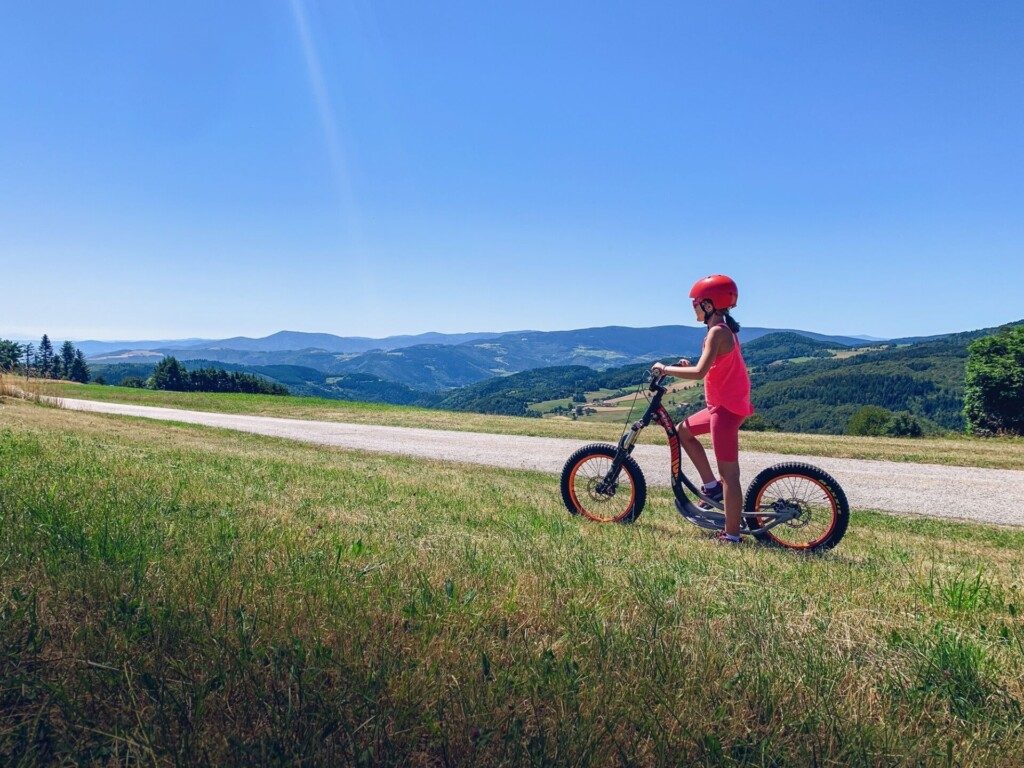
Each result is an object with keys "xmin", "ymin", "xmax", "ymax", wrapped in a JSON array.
[
  {"xmin": 36, "ymin": 379, "xmax": 1024, "ymax": 471},
  {"xmin": 1, "ymin": 399, "xmax": 1023, "ymax": 765},
  {"xmin": 528, "ymin": 387, "xmax": 632, "ymax": 415},
  {"xmin": 527, "ymin": 396, "xmax": 573, "ymax": 414},
  {"xmin": 832, "ymin": 345, "xmax": 890, "ymax": 360}
]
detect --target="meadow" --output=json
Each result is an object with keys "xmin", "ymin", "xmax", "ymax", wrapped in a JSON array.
[
  {"xmin": 38, "ymin": 380, "xmax": 1024, "ymax": 471},
  {"xmin": 2, "ymin": 397, "xmax": 1023, "ymax": 765}
]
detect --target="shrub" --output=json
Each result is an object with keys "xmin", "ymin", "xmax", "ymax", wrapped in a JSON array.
[
  {"xmin": 885, "ymin": 412, "xmax": 924, "ymax": 438},
  {"xmin": 740, "ymin": 413, "xmax": 777, "ymax": 432},
  {"xmin": 846, "ymin": 405, "xmax": 895, "ymax": 436}
]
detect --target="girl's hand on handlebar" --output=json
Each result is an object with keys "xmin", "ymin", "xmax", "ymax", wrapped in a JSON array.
[
  {"xmin": 677, "ymin": 358, "xmax": 691, "ymax": 367},
  {"xmin": 651, "ymin": 362, "xmax": 667, "ymax": 377}
]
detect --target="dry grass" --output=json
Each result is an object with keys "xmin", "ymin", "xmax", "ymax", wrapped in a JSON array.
[
  {"xmin": 0, "ymin": 372, "xmax": 47, "ymax": 404},
  {"xmin": 2, "ymin": 399, "xmax": 1023, "ymax": 765}
]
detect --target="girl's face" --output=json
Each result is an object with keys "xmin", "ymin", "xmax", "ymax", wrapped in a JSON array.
[{"xmin": 691, "ymin": 298, "xmax": 707, "ymax": 322}]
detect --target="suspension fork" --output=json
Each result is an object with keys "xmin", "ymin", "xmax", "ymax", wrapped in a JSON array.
[
  {"xmin": 596, "ymin": 418, "xmax": 647, "ymax": 494},
  {"xmin": 597, "ymin": 376, "xmax": 669, "ymax": 493}
]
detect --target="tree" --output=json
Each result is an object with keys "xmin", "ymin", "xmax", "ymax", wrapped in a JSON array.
[
  {"xmin": 70, "ymin": 350, "xmax": 90, "ymax": 384},
  {"xmin": 60, "ymin": 340, "xmax": 77, "ymax": 379},
  {"xmin": 22, "ymin": 343, "xmax": 35, "ymax": 373},
  {"xmin": 884, "ymin": 412, "xmax": 923, "ymax": 437},
  {"xmin": 150, "ymin": 356, "xmax": 188, "ymax": 391},
  {"xmin": 964, "ymin": 326, "xmax": 1024, "ymax": 436},
  {"xmin": 37, "ymin": 334, "xmax": 54, "ymax": 378},
  {"xmin": 0, "ymin": 339, "xmax": 23, "ymax": 371},
  {"xmin": 845, "ymin": 405, "xmax": 894, "ymax": 436}
]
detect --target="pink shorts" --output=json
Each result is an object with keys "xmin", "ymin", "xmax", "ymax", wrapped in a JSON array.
[{"xmin": 681, "ymin": 405, "xmax": 746, "ymax": 462}]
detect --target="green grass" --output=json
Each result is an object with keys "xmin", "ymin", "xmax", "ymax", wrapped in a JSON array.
[
  {"xmin": 529, "ymin": 388, "xmax": 631, "ymax": 415},
  {"xmin": 581, "ymin": 387, "xmax": 628, "ymax": 401},
  {"xmin": 527, "ymin": 396, "xmax": 573, "ymax": 414},
  {"xmin": 2, "ymin": 400, "xmax": 1023, "ymax": 765},
  {"xmin": 37, "ymin": 379, "xmax": 1024, "ymax": 471},
  {"xmin": 575, "ymin": 408, "xmax": 635, "ymax": 424}
]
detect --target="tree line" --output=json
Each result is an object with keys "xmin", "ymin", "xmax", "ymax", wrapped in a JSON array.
[
  {"xmin": 0, "ymin": 334, "xmax": 90, "ymax": 383},
  {"xmin": 143, "ymin": 357, "xmax": 289, "ymax": 395}
]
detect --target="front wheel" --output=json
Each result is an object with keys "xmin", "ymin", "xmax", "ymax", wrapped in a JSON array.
[
  {"xmin": 743, "ymin": 462, "xmax": 849, "ymax": 552},
  {"xmin": 561, "ymin": 443, "xmax": 647, "ymax": 524}
]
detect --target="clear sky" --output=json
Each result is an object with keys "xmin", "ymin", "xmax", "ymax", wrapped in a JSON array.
[{"xmin": 2, "ymin": 1, "xmax": 1022, "ymax": 341}]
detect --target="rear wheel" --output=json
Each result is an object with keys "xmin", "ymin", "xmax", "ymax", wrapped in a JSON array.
[
  {"xmin": 743, "ymin": 463, "xmax": 849, "ymax": 552},
  {"xmin": 561, "ymin": 443, "xmax": 646, "ymax": 524}
]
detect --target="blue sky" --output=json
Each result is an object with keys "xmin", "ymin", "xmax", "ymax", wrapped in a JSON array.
[{"xmin": 2, "ymin": 1, "xmax": 1022, "ymax": 341}]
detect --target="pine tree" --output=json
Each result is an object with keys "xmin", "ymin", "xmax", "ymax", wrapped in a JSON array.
[
  {"xmin": 23, "ymin": 343, "xmax": 35, "ymax": 373},
  {"xmin": 0, "ymin": 339, "xmax": 23, "ymax": 371},
  {"xmin": 60, "ymin": 340, "xmax": 77, "ymax": 379},
  {"xmin": 151, "ymin": 356, "xmax": 188, "ymax": 391},
  {"xmin": 70, "ymin": 350, "xmax": 91, "ymax": 384},
  {"xmin": 37, "ymin": 334, "xmax": 54, "ymax": 378}
]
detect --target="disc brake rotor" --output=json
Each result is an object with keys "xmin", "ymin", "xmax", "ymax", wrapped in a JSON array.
[
  {"xmin": 586, "ymin": 477, "xmax": 617, "ymax": 500},
  {"xmin": 775, "ymin": 498, "xmax": 810, "ymax": 528}
]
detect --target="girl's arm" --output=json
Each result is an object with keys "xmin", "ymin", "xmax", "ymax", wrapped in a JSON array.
[{"xmin": 652, "ymin": 326, "xmax": 728, "ymax": 380}]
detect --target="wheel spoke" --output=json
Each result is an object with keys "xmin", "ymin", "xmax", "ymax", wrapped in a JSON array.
[
  {"xmin": 569, "ymin": 453, "xmax": 636, "ymax": 523},
  {"xmin": 754, "ymin": 473, "xmax": 838, "ymax": 549}
]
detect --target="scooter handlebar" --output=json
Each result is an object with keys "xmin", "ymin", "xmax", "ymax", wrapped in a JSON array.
[{"xmin": 648, "ymin": 373, "xmax": 669, "ymax": 392}]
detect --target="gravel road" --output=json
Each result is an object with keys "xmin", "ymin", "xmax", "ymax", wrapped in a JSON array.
[{"xmin": 57, "ymin": 397, "xmax": 1024, "ymax": 526}]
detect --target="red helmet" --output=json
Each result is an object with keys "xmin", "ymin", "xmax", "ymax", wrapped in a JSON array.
[{"xmin": 689, "ymin": 274, "xmax": 738, "ymax": 310}]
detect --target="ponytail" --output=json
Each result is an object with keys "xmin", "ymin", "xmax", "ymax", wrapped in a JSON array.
[{"xmin": 723, "ymin": 310, "xmax": 741, "ymax": 334}]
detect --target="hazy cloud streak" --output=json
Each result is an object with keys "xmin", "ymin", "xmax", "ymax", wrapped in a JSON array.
[{"xmin": 289, "ymin": 0, "xmax": 359, "ymax": 239}]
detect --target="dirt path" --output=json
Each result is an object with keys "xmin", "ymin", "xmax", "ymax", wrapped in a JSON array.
[{"xmin": 55, "ymin": 396, "xmax": 1024, "ymax": 526}]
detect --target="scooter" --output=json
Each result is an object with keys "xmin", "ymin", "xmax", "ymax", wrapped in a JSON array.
[{"xmin": 559, "ymin": 373, "xmax": 849, "ymax": 551}]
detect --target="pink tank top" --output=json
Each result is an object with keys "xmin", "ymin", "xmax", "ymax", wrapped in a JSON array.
[{"xmin": 704, "ymin": 327, "xmax": 754, "ymax": 417}]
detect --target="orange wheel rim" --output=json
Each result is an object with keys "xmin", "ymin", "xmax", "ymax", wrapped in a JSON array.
[
  {"xmin": 568, "ymin": 455, "xmax": 636, "ymax": 523},
  {"xmin": 754, "ymin": 474, "xmax": 838, "ymax": 549}
]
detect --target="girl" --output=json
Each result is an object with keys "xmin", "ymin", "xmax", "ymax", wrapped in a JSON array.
[{"xmin": 651, "ymin": 274, "xmax": 754, "ymax": 544}]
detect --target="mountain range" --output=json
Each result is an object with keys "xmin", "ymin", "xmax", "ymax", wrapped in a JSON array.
[
  {"xmin": 75, "ymin": 330, "xmax": 518, "ymax": 357},
  {"xmin": 85, "ymin": 325, "xmax": 873, "ymax": 391},
  {"xmin": 86, "ymin": 318, "xmax": 1024, "ymax": 435}
]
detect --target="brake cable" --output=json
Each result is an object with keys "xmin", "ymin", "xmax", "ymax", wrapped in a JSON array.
[{"xmin": 618, "ymin": 373, "xmax": 651, "ymax": 444}]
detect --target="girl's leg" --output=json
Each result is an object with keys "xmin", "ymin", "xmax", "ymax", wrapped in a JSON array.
[
  {"xmin": 709, "ymin": 407, "xmax": 746, "ymax": 536},
  {"xmin": 678, "ymin": 410, "xmax": 716, "ymax": 485},
  {"xmin": 717, "ymin": 460, "xmax": 742, "ymax": 536}
]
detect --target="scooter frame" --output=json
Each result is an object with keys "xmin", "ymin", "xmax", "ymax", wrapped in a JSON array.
[{"xmin": 599, "ymin": 375, "xmax": 800, "ymax": 533}]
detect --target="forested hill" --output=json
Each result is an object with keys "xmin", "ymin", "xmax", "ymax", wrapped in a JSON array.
[
  {"xmin": 433, "ymin": 363, "xmax": 653, "ymax": 416},
  {"xmin": 741, "ymin": 332, "xmax": 841, "ymax": 367},
  {"xmin": 432, "ymin": 321, "xmax": 1024, "ymax": 432},
  {"xmin": 748, "ymin": 321, "xmax": 1024, "ymax": 433}
]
